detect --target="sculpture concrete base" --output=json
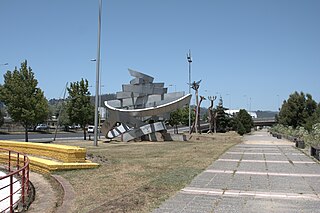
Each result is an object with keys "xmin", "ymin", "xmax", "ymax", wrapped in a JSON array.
[{"xmin": 122, "ymin": 122, "xmax": 166, "ymax": 142}]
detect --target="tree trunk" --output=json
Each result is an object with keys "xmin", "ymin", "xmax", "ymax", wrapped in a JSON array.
[
  {"xmin": 174, "ymin": 125, "xmax": 178, "ymax": 134},
  {"xmin": 25, "ymin": 127, "xmax": 29, "ymax": 142},
  {"xmin": 197, "ymin": 107, "xmax": 201, "ymax": 134},
  {"xmin": 214, "ymin": 114, "xmax": 217, "ymax": 133},
  {"xmin": 195, "ymin": 91, "xmax": 199, "ymax": 134},
  {"xmin": 83, "ymin": 127, "xmax": 87, "ymax": 140}
]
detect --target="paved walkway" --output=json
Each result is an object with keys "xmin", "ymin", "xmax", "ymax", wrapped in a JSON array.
[{"xmin": 153, "ymin": 130, "xmax": 320, "ymax": 213}]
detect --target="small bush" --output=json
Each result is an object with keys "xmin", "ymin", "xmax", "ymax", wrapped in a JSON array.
[{"xmin": 237, "ymin": 122, "xmax": 246, "ymax": 136}]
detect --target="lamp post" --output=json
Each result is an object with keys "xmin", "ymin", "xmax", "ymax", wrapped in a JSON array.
[
  {"xmin": 187, "ymin": 50, "xmax": 192, "ymax": 133},
  {"xmin": 94, "ymin": 0, "xmax": 102, "ymax": 146},
  {"xmin": 243, "ymin": 95, "xmax": 248, "ymax": 110},
  {"xmin": 91, "ymin": 59, "xmax": 103, "ymax": 108}
]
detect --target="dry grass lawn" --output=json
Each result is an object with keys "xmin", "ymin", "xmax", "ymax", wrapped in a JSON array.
[{"xmin": 53, "ymin": 132, "xmax": 241, "ymax": 213}]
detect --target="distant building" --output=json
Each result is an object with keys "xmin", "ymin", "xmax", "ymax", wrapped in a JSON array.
[{"xmin": 225, "ymin": 109, "xmax": 257, "ymax": 119}]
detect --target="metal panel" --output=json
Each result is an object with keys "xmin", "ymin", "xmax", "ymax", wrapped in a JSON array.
[{"xmin": 128, "ymin": 69, "xmax": 154, "ymax": 83}]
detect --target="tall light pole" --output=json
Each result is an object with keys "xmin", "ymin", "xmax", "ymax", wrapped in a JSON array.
[
  {"xmin": 94, "ymin": 0, "xmax": 102, "ymax": 146},
  {"xmin": 243, "ymin": 95, "xmax": 248, "ymax": 110},
  {"xmin": 91, "ymin": 59, "xmax": 104, "ymax": 139},
  {"xmin": 187, "ymin": 50, "xmax": 192, "ymax": 133}
]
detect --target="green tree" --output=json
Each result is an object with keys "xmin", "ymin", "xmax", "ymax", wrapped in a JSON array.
[
  {"xmin": 180, "ymin": 106, "xmax": 195, "ymax": 126},
  {"xmin": 168, "ymin": 108, "xmax": 182, "ymax": 133},
  {"xmin": 66, "ymin": 79, "xmax": 94, "ymax": 140},
  {"xmin": 236, "ymin": 121, "xmax": 246, "ymax": 136},
  {"xmin": 168, "ymin": 106, "xmax": 195, "ymax": 133},
  {"xmin": 305, "ymin": 103, "xmax": 320, "ymax": 131},
  {"xmin": 278, "ymin": 91, "xmax": 317, "ymax": 129},
  {"xmin": 0, "ymin": 60, "xmax": 49, "ymax": 141},
  {"xmin": 214, "ymin": 97, "xmax": 229, "ymax": 133},
  {"xmin": 235, "ymin": 109, "xmax": 253, "ymax": 134}
]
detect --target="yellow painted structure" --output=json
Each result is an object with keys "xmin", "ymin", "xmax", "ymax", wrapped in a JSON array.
[{"xmin": 0, "ymin": 140, "xmax": 99, "ymax": 173}]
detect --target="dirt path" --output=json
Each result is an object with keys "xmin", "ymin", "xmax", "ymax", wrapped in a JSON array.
[{"xmin": 27, "ymin": 173, "xmax": 58, "ymax": 213}]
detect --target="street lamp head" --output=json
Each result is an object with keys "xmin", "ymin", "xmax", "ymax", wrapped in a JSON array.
[
  {"xmin": 187, "ymin": 55, "xmax": 192, "ymax": 62},
  {"xmin": 187, "ymin": 56, "xmax": 192, "ymax": 63},
  {"xmin": 187, "ymin": 50, "xmax": 192, "ymax": 63}
]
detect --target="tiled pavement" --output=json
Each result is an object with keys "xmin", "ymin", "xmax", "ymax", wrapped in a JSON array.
[{"xmin": 153, "ymin": 131, "xmax": 320, "ymax": 213}]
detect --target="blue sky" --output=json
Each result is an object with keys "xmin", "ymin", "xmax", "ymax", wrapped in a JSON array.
[{"xmin": 1, "ymin": 0, "xmax": 319, "ymax": 111}]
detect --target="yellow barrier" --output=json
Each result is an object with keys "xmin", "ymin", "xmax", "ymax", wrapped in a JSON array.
[
  {"xmin": 0, "ymin": 140, "xmax": 86, "ymax": 163},
  {"xmin": 0, "ymin": 140, "xmax": 99, "ymax": 173}
]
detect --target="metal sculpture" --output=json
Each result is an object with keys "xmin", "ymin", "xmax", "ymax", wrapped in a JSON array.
[
  {"xmin": 207, "ymin": 96, "xmax": 217, "ymax": 134},
  {"xmin": 101, "ymin": 69, "xmax": 191, "ymax": 142},
  {"xmin": 189, "ymin": 80, "xmax": 203, "ymax": 133}
]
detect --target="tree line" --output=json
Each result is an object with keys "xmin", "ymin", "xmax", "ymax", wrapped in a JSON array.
[
  {"xmin": 0, "ymin": 60, "xmax": 255, "ymax": 142},
  {"xmin": 277, "ymin": 91, "xmax": 320, "ymax": 131},
  {"xmin": 168, "ymin": 97, "xmax": 254, "ymax": 135},
  {"xmin": 271, "ymin": 91, "xmax": 320, "ymax": 146},
  {"xmin": 0, "ymin": 60, "xmax": 95, "ymax": 141}
]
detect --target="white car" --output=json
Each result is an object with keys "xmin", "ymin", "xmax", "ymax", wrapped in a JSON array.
[
  {"xmin": 87, "ymin": 125, "xmax": 95, "ymax": 133},
  {"xmin": 35, "ymin": 124, "xmax": 49, "ymax": 131}
]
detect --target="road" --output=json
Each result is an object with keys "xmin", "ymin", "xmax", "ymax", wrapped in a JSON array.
[
  {"xmin": 0, "ymin": 131, "xmax": 99, "ymax": 142},
  {"xmin": 0, "ymin": 123, "xmax": 207, "ymax": 142}
]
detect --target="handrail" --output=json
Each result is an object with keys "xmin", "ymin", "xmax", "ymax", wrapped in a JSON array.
[{"xmin": 0, "ymin": 147, "xmax": 30, "ymax": 213}]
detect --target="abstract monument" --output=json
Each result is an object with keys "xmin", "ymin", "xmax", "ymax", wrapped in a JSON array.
[{"xmin": 101, "ymin": 69, "xmax": 191, "ymax": 142}]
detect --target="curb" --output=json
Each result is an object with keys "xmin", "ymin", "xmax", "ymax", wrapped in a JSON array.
[{"xmin": 52, "ymin": 175, "xmax": 76, "ymax": 213}]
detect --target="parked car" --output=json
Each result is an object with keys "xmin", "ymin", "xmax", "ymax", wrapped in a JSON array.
[
  {"xmin": 68, "ymin": 124, "xmax": 81, "ymax": 130},
  {"xmin": 35, "ymin": 124, "xmax": 49, "ymax": 131},
  {"xmin": 87, "ymin": 125, "xmax": 95, "ymax": 134}
]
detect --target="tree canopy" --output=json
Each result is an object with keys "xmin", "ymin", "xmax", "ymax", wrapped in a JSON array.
[
  {"xmin": 168, "ymin": 106, "xmax": 194, "ymax": 133},
  {"xmin": 66, "ymin": 79, "xmax": 94, "ymax": 140},
  {"xmin": 234, "ymin": 109, "xmax": 253, "ymax": 135},
  {"xmin": 214, "ymin": 97, "xmax": 229, "ymax": 133},
  {"xmin": 278, "ymin": 91, "xmax": 317, "ymax": 129},
  {"xmin": 0, "ymin": 60, "xmax": 49, "ymax": 141}
]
